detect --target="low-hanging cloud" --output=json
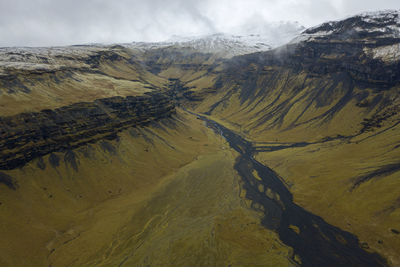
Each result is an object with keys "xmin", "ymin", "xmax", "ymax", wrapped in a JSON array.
[{"xmin": 0, "ymin": 0, "xmax": 399, "ymax": 47}]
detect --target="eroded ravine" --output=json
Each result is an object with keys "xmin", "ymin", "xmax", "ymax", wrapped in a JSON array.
[{"xmin": 198, "ymin": 113, "xmax": 388, "ymax": 267}]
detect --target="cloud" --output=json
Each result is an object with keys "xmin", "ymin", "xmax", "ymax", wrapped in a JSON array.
[
  {"xmin": 0, "ymin": 0, "xmax": 398, "ymax": 47},
  {"xmin": 0, "ymin": 0, "xmax": 215, "ymax": 46}
]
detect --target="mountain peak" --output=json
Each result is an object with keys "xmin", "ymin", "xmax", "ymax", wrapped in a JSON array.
[
  {"xmin": 129, "ymin": 21, "xmax": 305, "ymax": 57},
  {"xmin": 294, "ymin": 9, "xmax": 400, "ymax": 43}
]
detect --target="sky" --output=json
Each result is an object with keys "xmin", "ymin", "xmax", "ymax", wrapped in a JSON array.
[{"xmin": 0, "ymin": 0, "xmax": 399, "ymax": 47}]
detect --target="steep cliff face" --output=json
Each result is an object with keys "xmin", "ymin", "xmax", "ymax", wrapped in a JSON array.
[
  {"xmin": 192, "ymin": 10, "xmax": 400, "ymax": 141},
  {"xmin": 288, "ymin": 11, "xmax": 400, "ymax": 87},
  {"xmin": 0, "ymin": 92, "xmax": 174, "ymax": 171}
]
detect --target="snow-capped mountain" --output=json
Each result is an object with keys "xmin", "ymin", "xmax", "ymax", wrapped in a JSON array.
[
  {"xmin": 290, "ymin": 10, "xmax": 400, "ymax": 63},
  {"xmin": 292, "ymin": 10, "xmax": 400, "ymax": 43},
  {"xmin": 128, "ymin": 22, "xmax": 305, "ymax": 57},
  {"xmin": 0, "ymin": 21, "xmax": 305, "ymax": 73},
  {"xmin": 163, "ymin": 33, "xmax": 274, "ymax": 56}
]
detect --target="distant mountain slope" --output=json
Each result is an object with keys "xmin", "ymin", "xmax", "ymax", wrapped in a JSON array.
[
  {"xmin": 128, "ymin": 21, "xmax": 305, "ymax": 57},
  {"xmin": 295, "ymin": 10, "xmax": 400, "ymax": 42},
  {"xmin": 292, "ymin": 10, "xmax": 400, "ymax": 64}
]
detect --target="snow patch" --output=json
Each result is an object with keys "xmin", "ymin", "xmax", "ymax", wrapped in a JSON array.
[
  {"xmin": 357, "ymin": 10, "xmax": 400, "ymax": 24},
  {"xmin": 364, "ymin": 44, "xmax": 400, "ymax": 63},
  {"xmin": 128, "ymin": 22, "xmax": 305, "ymax": 57}
]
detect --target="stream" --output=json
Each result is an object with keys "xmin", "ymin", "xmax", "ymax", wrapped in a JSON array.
[{"xmin": 198, "ymin": 114, "xmax": 387, "ymax": 267}]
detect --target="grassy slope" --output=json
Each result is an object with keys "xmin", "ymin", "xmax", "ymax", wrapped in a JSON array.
[
  {"xmin": 145, "ymin": 52, "xmax": 400, "ymax": 264},
  {"xmin": 0, "ymin": 49, "xmax": 166, "ymax": 116},
  {"xmin": 0, "ymin": 109, "xmax": 292, "ymax": 266},
  {"xmin": 255, "ymin": 122, "xmax": 400, "ymax": 265},
  {"xmin": 192, "ymin": 64, "xmax": 400, "ymax": 265}
]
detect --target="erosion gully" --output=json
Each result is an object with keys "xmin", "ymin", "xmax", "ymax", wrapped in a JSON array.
[{"xmin": 195, "ymin": 112, "xmax": 387, "ymax": 267}]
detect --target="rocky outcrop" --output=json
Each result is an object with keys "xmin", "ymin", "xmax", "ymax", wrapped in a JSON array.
[
  {"xmin": 227, "ymin": 11, "xmax": 400, "ymax": 88},
  {"xmin": 0, "ymin": 92, "xmax": 175, "ymax": 170}
]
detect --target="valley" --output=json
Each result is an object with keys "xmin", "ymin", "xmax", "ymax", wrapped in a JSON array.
[{"xmin": 0, "ymin": 10, "xmax": 399, "ymax": 267}]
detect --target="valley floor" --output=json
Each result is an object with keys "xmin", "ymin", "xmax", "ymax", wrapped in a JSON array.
[
  {"xmin": 0, "ymin": 108, "xmax": 398, "ymax": 266},
  {"xmin": 198, "ymin": 110, "xmax": 400, "ymax": 266},
  {"xmin": 0, "ymin": 110, "xmax": 293, "ymax": 266}
]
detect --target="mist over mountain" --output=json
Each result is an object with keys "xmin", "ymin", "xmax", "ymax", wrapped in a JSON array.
[
  {"xmin": 127, "ymin": 20, "xmax": 305, "ymax": 57},
  {"xmin": 0, "ymin": 0, "xmax": 399, "ymax": 46}
]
